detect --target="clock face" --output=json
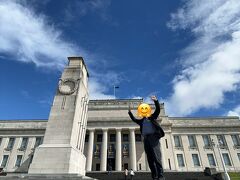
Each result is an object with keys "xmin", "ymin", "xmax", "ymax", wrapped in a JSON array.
[{"xmin": 58, "ymin": 79, "xmax": 78, "ymax": 95}]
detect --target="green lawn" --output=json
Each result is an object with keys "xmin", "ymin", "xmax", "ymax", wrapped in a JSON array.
[{"xmin": 229, "ymin": 172, "xmax": 240, "ymax": 180}]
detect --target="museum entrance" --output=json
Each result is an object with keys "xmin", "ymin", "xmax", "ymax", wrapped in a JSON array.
[
  {"xmin": 107, "ymin": 143, "xmax": 115, "ymax": 171},
  {"xmin": 107, "ymin": 158, "xmax": 115, "ymax": 171}
]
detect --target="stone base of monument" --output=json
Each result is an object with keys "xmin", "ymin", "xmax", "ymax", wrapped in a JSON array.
[{"xmin": 1, "ymin": 174, "xmax": 97, "ymax": 180}]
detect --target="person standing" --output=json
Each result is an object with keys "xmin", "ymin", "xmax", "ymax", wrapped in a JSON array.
[
  {"xmin": 128, "ymin": 96, "xmax": 165, "ymax": 180},
  {"xmin": 124, "ymin": 169, "xmax": 128, "ymax": 180},
  {"xmin": 130, "ymin": 169, "xmax": 135, "ymax": 180}
]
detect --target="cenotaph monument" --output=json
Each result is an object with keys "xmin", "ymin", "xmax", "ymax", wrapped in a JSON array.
[{"xmin": 28, "ymin": 57, "xmax": 89, "ymax": 175}]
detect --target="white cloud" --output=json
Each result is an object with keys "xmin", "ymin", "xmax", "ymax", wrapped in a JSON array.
[
  {"xmin": 166, "ymin": 0, "xmax": 240, "ymax": 116},
  {"xmin": 131, "ymin": 96, "xmax": 143, "ymax": 99},
  {"xmin": 0, "ymin": 1, "xmax": 80, "ymax": 69},
  {"xmin": 64, "ymin": 0, "xmax": 111, "ymax": 22},
  {"xmin": 89, "ymin": 79, "xmax": 115, "ymax": 99},
  {"xmin": 0, "ymin": 0, "xmax": 116, "ymax": 100},
  {"xmin": 228, "ymin": 105, "xmax": 240, "ymax": 117},
  {"xmin": 89, "ymin": 70, "xmax": 125, "ymax": 99}
]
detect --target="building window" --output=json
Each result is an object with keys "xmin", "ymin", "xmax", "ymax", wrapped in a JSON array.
[
  {"xmin": 188, "ymin": 135, "xmax": 197, "ymax": 149},
  {"xmin": 217, "ymin": 135, "xmax": 227, "ymax": 149},
  {"xmin": 34, "ymin": 137, "xmax": 43, "ymax": 148},
  {"xmin": 1, "ymin": 155, "xmax": 9, "ymax": 167},
  {"xmin": 110, "ymin": 134, "xmax": 116, "ymax": 142},
  {"xmin": 222, "ymin": 153, "xmax": 231, "ymax": 166},
  {"xmin": 29, "ymin": 155, "xmax": 34, "ymax": 165},
  {"xmin": 139, "ymin": 163, "xmax": 142, "ymax": 170},
  {"xmin": 108, "ymin": 144, "xmax": 115, "ymax": 158},
  {"xmin": 207, "ymin": 154, "xmax": 216, "ymax": 166},
  {"xmin": 28, "ymin": 155, "xmax": 34, "ymax": 169},
  {"xmin": 135, "ymin": 134, "xmax": 142, "ymax": 142},
  {"xmin": 177, "ymin": 154, "xmax": 185, "ymax": 167},
  {"xmin": 15, "ymin": 155, "xmax": 23, "ymax": 167},
  {"xmin": 168, "ymin": 159, "xmax": 171, "ymax": 170},
  {"xmin": 85, "ymin": 134, "xmax": 89, "ymax": 142},
  {"xmin": 5, "ymin": 137, "xmax": 15, "ymax": 150},
  {"xmin": 165, "ymin": 139, "xmax": 168, "ymax": 149},
  {"xmin": 96, "ymin": 163, "xmax": 100, "ymax": 171},
  {"xmin": 237, "ymin": 153, "xmax": 240, "ymax": 162},
  {"xmin": 94, "ymin": 144, "xmax": 101, "ymax": 158},
  {"xmin": 97, "ymin": 134, "xmax": 102, "ymax": 142},
  {"xmin": 122, "ymin": 144, "xmax": 129, "ymax": 157},
  {"xmin": 192, "ymin": 154, "xmax": 200, "ymax": 166},
  {"xmin": 0, "ymin": 138, "xmax": 2, "ymax": 146},
  {"xmin": 202, "ymin": 135, "xmax": 211, "ymax": 148},
  {"xmin": 231, "ymin": 135, "xmax": 240, "ymax": 148},
  {"xmin": 19, "ymin": 137, "xmax": 28, "ymax": 151},
  {"xmin": 174, "ymin": 135, "xmax": 182, "ymax": 148},
  {"xmin": 123, "ymin": 134, "xmax": 129, "ymax": 142}
]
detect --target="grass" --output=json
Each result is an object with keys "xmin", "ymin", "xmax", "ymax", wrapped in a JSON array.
[{"xmin": 229, "ymin": 172, "xmax": 240, "ymax": 180}]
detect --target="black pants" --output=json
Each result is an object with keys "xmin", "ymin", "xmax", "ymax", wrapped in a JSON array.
[{"xmin": 144, "ymin": 134, "xmax": 164, "ymax": 179}]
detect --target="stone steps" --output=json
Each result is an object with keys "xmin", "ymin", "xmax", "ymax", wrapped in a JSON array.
[
  {"xmin": 0, "ymin": 171, "xmax": 224, "ymax": 180},
  {"xmin": 86, "ymin": 171, "xmax": 218, "ymax": 180},
  {"xmin": 0, "ymin": 174, "xmax": 97, "ymax": 180}
]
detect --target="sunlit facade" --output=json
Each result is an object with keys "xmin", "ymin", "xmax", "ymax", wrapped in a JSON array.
[{"xmin": 0, "ymin": 99, "xmax": 240, "ymax": 173}]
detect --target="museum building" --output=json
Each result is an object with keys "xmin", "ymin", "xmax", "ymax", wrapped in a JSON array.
[{"xmin": 0, "ymin": 57, "xmax": 240, "ymax": 175}]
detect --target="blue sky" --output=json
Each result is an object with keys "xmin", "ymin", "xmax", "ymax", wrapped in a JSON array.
[{"xmin": 0, "ymin": 0, "xmax": 240, "ymax": 119}]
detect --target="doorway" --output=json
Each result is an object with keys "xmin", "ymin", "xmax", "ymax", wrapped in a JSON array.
[
  {"xmin": 107, "ymin": 158, "xmax": 115, "ymax": 171},
  {"xmin": 124, "ymin": 163, "xmax": 128, "ymax": 170}
]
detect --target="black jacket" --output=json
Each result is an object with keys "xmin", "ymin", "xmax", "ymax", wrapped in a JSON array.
[{"xmin": 128, "ymin": 100, "xmax": 165, "ymax": 138}]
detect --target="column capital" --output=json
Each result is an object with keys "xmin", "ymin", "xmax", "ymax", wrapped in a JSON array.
[
  {"xmin": 102, "ymin": 128, "xmax": 108, "ymax": 132},
  {"xmin": 88, "ymin": 128, "xmax": 95, "ymax": 132},
  {"xmin": 115, "ymin": 128, "xmax": 122, "ymax": 132},
  {"xmin": 129, "ymin": 128, "xmax": 135, "ymax": 132}
]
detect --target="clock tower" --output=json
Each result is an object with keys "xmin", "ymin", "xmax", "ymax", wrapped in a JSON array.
[{"xmin": 29, "ymin": 57, "xmax": 89, "ymax": 175}]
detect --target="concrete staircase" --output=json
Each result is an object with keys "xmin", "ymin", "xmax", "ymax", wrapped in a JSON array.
[
  {"xmin": 0, "ymin": 171, "xmax": 225, "ymax": 180},
  {"xmin": 0, "ymin": 174, "xmax": 97, "ymax": 180},
  {"xmin": 86, "ymin": 171, "xmax": 219, "ymax": 180}
]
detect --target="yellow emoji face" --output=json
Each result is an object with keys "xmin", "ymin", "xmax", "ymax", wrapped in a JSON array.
[{"xmin": 137, "ymin": 103, "xmax": 152, "ymax": 117}]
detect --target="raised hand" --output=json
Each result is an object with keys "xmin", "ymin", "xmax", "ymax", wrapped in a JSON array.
[
  {"xmin": 151, "ymin": 95, "xmax": 157, "ymax": 101},
  {"xmin": 128, "ymin": 103, "xmax": 133, "ymax": 112},
  {"xmin": 128, "ymin": 105, "xmax": 131, "ymax": 112}
]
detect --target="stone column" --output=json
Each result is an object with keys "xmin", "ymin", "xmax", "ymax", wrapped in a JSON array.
[
  {"xmin": 225, "ymin": 135, "xmax": 239, "ymax": 170},
  {"xmin": 181, "ymin": 135, "xmax": 191, "ymax": 171},
  {"xmin": 100, "ymin": 128, "xmax": 108, "ymax": 171},
  {"xmin": 115, "ymin": 128, "xmax": 122, "ymax": 171},
  {"xmin": 170, "ymin": 134, "xmax": 178, "ymax": 170},
  {"xmin": 129, "ymin": 128, "xmax": 137, "ymax": 171},
  {"xmin": 160, "ymin": 138, "xmax": 166, "ymax": 169},
  {"xmin": 211, "ymin": 135, "xmax": 223, "ymax": 171},
  {"xmin": 196, "ymin": 135, "xmax": 208, "ymax": 169},
  {"xmin": 86, "ymin": 128, "xmax": 95, "ymax": 171}
]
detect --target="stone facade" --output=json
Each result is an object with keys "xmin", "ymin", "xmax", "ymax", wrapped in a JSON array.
[
  {"xmin": 85, "ymin": 100, "xmax": 240, "ymax": 173},
  {"xmin": 28, "ymin": 57, "xmax": 89, "ymax": 175},
  {"xmin": 0, "ymin": 100, "xmax": 240, "ymax": 173}
]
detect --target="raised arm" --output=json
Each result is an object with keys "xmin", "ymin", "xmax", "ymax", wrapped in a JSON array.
[
  {"xmin": 151, "ymin": 96, "xmax": 160, "ymax": 119},
  {"xmin": 128, "ymin": 105, "xmax": 140, "ymax": 125}
]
